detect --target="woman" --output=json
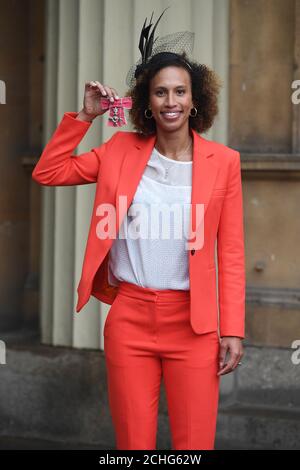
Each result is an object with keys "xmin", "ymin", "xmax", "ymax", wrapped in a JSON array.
[{"xmin": 32, "ymin": 12, "xmax": 245, "ymax": 451}]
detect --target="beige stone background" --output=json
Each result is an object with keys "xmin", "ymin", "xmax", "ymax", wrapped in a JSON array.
[{"xmin": 0, "ymin": 0, "xmax": 299, "ymax": 451}]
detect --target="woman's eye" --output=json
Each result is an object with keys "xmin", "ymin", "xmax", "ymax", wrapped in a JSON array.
[{"xmin": 156, "ymin": 90, "xmax": 185, "ymax": 96}]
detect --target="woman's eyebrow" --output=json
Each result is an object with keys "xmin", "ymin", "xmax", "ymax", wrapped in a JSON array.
[{"xmin": 154, "ymin": 85, "xmax": 186, "ymax": 90}]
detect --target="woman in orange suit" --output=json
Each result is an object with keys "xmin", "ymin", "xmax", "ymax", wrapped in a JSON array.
[{"xmin": 32, "ymin": 9, "xmax": 245, "ymax": 450}]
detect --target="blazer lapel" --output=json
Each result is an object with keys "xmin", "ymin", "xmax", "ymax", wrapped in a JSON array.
[
  {"xmin": 114, "ymin": 128, "xmax": 219, "ymax": 249},
  {"xmin": 189, "ymin": 128, "xmax": 218, "ymax": 249},
  {"xmin": 115, "ymin": 133, "xmax": 156, "ymax": 235}
]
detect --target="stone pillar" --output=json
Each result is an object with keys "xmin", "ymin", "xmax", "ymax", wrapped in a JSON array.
[{"xmin": 0, "ymin": 0, "xmax": 31, "ymax": 330}]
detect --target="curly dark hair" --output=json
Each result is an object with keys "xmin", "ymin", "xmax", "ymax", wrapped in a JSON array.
[{"xmin": 124, "ymin": 51, "xmax": 222, "ymax": 136}]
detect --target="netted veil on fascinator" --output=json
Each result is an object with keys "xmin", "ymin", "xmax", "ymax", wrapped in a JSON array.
[
  {"xmin": 125, "ymin": 6, "xmax": 195, "ymax": 88},
  {"xmin": 100, "ymin": 7, "xmax": 195, "ymax": 128}
]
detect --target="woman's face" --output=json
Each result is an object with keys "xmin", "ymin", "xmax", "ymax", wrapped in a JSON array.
[{"xmin": 148, "ymin": 66, "xmax": 194, "ymax": 133}]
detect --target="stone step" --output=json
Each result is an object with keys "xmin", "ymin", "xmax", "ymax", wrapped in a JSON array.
[
  {"xmin": 220, "ymin": 344, "xmax": 300, "ymax": 409},
  {"xmin": 216, "ymin": 403, "xmax": 300, "ymax": 449}
]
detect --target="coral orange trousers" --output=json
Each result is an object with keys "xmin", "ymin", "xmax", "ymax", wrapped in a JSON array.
[{"xmin": 103, "ymin": 280, "xmax": 220, "ymax": 450}]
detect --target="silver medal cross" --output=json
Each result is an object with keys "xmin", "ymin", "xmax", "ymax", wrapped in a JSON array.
[{"xmin": 108, "ymin": 106, "xmax": 124, "ymax": 126}]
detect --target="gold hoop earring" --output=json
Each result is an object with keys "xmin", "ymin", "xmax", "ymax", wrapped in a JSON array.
[
  {"xmin": 189, "ymin": 107, "xmax": 197, "ymax": 117},
  {"xmin": 144, "ymin": 108, "xmax": 153, "ymax": 119}
]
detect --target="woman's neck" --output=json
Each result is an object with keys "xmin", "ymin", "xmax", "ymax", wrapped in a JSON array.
[{"xmin": 154, "ymin": 128, "xmax": 193, "ymax": 161}]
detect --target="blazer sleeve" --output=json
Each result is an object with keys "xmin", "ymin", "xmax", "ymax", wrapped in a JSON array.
[
  {"xmin": 32, "ymin": 112, "xmax": 118, "ymax": 186},
  {"xmin": 217, "ymin": 151, "xmax": 246, "ymax": 339}
]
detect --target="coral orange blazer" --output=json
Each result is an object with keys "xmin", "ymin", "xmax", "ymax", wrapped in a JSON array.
[{"xmin": 32, "ymin": 112, "xmax": 246, "ymax": 338}]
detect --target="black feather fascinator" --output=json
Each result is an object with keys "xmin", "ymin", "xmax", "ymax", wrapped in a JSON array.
[{"xmin": 125, "ymin": 7, "xmax": 195, "ymax": 88}]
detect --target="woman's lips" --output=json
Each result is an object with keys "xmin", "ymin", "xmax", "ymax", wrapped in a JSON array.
[{"xmin": 160, "ymin": 111, "xmax": 182, "ymax": 121}]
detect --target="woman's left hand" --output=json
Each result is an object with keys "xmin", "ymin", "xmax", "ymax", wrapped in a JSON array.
[{"xmin": 217, "ymin": 336, "xmax": 244, "ymax": 376}]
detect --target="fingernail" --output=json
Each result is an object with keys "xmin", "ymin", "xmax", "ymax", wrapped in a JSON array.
[
  {"xmin": 116, "ymin": 95, "xmax": 119, "ymax": 99},
  {"xmin": 110, "ymin": 97, "xmax": 114, "ymax": 102}
]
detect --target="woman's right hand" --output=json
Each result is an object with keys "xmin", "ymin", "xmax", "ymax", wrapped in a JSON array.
[{"xmin": 79, "ymin": 81, "xmax": 119, "ymax": 120}]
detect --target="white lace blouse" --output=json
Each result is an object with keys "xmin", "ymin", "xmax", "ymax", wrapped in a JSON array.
[{"xmin": 108, "ymin": 146, "xmax": 193, "ymax": 290}]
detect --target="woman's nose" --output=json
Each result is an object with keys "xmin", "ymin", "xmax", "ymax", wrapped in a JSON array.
[{"xmin": 165, "ymin": 94, "xmax": 176, "ymax": 106}]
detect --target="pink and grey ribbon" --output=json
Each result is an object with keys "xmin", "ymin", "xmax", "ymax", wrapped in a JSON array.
[{"xmin": 100, "ymin": 97, "xmax": 132, "ymax": 127}]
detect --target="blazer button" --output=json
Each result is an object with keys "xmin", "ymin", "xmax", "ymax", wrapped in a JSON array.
[{"xmin": 191, "ymin": 248, "xmax": 195, "ymax": 255}]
